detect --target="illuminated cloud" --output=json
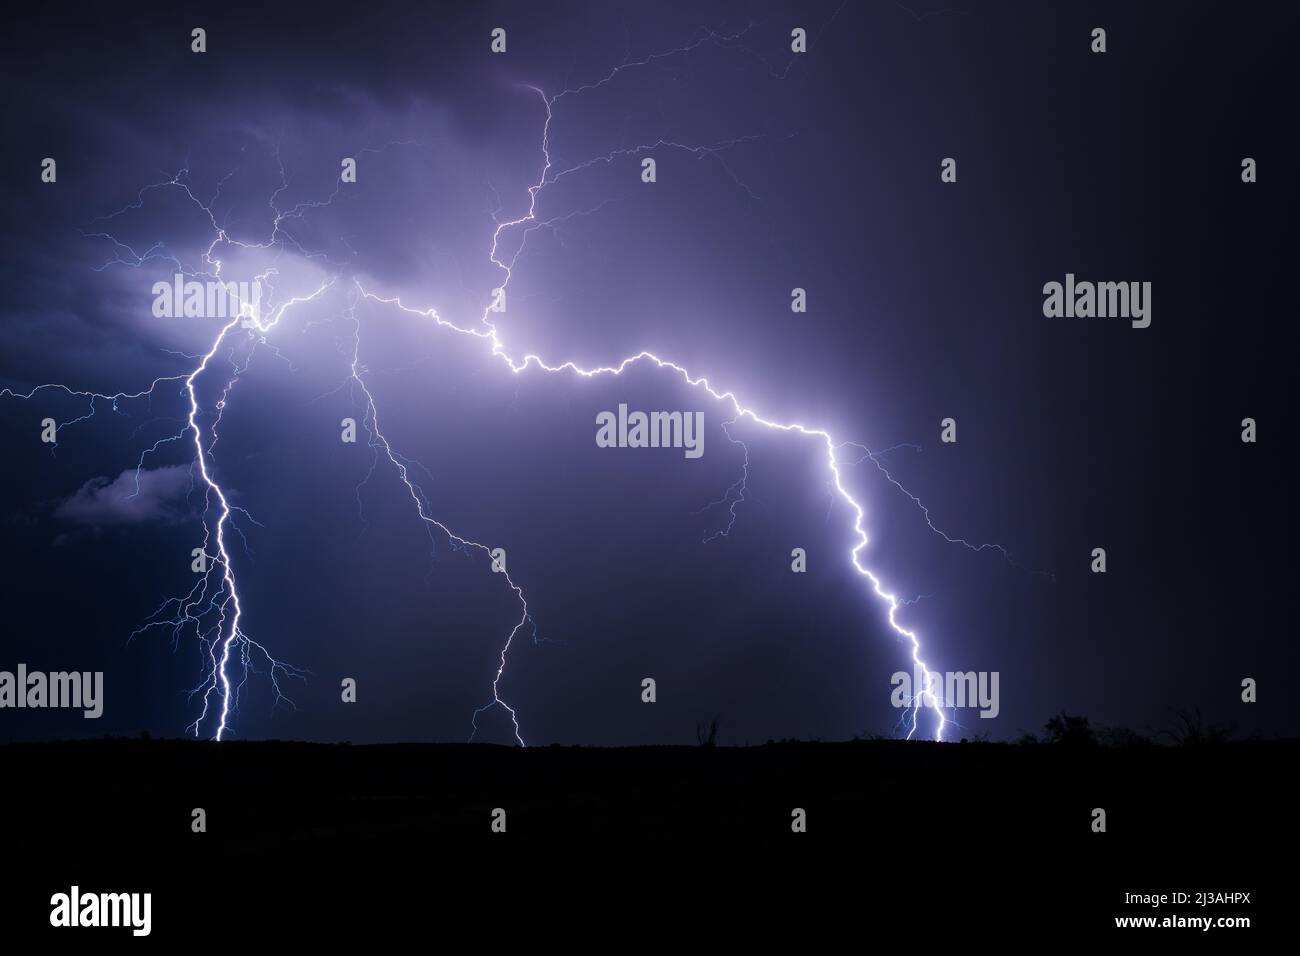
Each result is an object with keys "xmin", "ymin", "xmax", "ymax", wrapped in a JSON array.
[{"xmin": 55, "ymin": 465, "xmax": 192, "ymax": 527}]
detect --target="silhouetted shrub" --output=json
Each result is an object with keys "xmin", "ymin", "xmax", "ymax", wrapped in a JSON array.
[
  {"xmin": 1044, "ymin": 711, "xmax": 1097, "ymax": 747},
  {"xmin": 696, "ymin": 716, "xmax": 719, "ymax": 747},
  {"xmin": 1160, "ymin": 708, "xmax": 1235, "ymax": 747}
]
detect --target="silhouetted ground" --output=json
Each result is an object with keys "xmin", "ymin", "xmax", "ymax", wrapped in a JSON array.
[{"xmin": 2, "ymin": 737, "xmax": 1289, "ymax": 938}]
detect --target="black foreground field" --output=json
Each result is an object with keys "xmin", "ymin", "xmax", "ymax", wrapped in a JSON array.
[{"xmin": 2, "ymin": 737, "xmax": 1289, "ymax": 938}]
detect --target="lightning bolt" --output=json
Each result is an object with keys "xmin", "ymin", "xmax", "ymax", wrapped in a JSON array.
[
  {"xmin": 339, "ymin": 291, "xmax": 529, "ymax": 745},
  {"xmin": 352, "ymin": 66, "xmax": 1021, "ymax": 744},
  {"xmin": 4, "ymin": 151, "xmax": 341, "ymax": 739},
  {"xmin": 2, "ymin": 25, "xmax": 1026, "ymax": 744}
]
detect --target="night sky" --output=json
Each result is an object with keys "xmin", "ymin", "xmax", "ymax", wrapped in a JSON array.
[{"xmin": 1, "ymin": 1, "xmax": 1294, "ymax": 746}]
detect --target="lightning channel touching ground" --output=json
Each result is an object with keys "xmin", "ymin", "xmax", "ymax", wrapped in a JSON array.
[
  {"xmin": 2, "ymin": 28, "xmax": 1026, "ymax": 743},
  {"xmin": 351, "ymin": 73, "xmax": 999, "ymax": 743}
]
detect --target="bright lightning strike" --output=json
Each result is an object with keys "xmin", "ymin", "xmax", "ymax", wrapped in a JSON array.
[
  {"xmin": 352, "ymin": 73, "xmax": 1017, "ymax": 745},
  {"xmin": 2, "ymin": 28, "xmax": 1024, "ymax": 745}
]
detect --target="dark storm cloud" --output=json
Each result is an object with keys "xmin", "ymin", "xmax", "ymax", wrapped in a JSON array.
[{"xmin": 55, "ymin": 465, "xmax": 192, "ymax": 527}]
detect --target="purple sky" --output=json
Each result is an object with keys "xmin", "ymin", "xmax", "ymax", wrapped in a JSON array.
[{"xmin": 1, "ymin": 1, "xmax": 1294, "ymax": 745}]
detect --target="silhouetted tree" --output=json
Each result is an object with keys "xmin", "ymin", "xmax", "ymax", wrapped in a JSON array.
[
  {"xmin": 1044, "ymin": 711, "xmax": 1097, "ymax": 747},
  {"xmin": 696, "ymin": 716, "xmax": 720, "ymax": 747},
  {"xmin": 1160, "ymin": 708, "xmax": 1235, "ymax": 746}
]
